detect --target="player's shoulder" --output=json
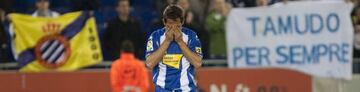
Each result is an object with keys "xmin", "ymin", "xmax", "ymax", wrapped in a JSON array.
[
  {"xmin": 181, "ymin": 27, "xmax": 197, "ymax": 36},
  {"xmin": 150, "ymin": 27, "xmax": 197, "ymax": 37},
  {"xmin": 182, "ymin": 27, "xmax": 199, "ymax": 39},
  {"xmin": 150, "ymin": 27, "xmax": 166, "ymax": 37}
]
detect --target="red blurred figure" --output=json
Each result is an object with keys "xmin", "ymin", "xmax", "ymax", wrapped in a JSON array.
[{"xmin": 110, "ymin": 40, "xmax": 149, "ymax": 92}]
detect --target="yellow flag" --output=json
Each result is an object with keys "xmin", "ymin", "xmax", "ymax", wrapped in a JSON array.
[{"xmin": 10, "ymin": 11, "xmax": 103, "ymax": 72}]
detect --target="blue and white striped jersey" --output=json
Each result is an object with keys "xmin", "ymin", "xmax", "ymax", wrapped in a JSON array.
[{"xmin": 146, "ymin": 27, "xmax": 202, "ymax": 92}]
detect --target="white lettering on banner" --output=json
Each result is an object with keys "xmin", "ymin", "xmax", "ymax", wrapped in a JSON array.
[
  {"xmin": 232, "ymin": 43, "xmax": 350, "ymax": 66},
  {"xmin": 235, "ymin": 84, "xmax": 250, "ymax": 92},
  {"xmin": 226, "ymin": 1, "xmax": 354, "ymax": 79},
  {"xmin": 210, "ymin": 84, "xmax": 227, "ymax": 92},
  {"xmin": 210, "ymin": 84, "xmax": 250, "ymax": 92},
  {"xmin": 247, "ymin": 13, "xmax": 340, "ymax": 37}
]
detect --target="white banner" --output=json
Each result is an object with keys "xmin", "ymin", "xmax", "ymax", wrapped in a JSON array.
[{"xmin": 226, "ymin": 1, "xmax": 354, "ymax": 79}]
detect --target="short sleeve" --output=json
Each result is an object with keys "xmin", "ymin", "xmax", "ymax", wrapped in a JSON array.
[
  {"xmin": 189, "ymin": 33, "xmax": 203, "ymax": 58},
  {"xmin": 145, "ymin": 32, "xmax": 159, "ymax": 58}
]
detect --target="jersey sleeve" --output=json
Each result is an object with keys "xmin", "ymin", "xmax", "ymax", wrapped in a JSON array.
[
  {"xmin": 189, "ymin": 33, "xmax": 203, "ymax": 58},
  {"xmin": 145, "ymin": 31, "xmax": 159, "ymax": 58}
]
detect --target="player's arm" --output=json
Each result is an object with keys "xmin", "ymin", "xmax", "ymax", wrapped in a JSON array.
[
  {"xmin": 174, "ymin": 28, "xmax": 202, "ymax": 68},
  {"xmin": 145, "ymin": 28, "xmax": 174, "ymax": 69},
  {"xmin": 145, "ymin": 40, "xmax": 171, "ymax": 69},
  {"xmin": 176, "ymin": 41, "xmax": 202, "ymax": 68}
]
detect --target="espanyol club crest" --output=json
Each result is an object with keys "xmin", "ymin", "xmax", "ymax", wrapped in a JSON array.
[{"xmin": 34, "ymin": 22, "xmax": 71, "ymax": 68}]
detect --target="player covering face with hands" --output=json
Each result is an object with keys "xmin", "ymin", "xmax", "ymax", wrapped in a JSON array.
[
  {"xmin": 145, "ymin": 4, "xmax": 203, "ymax": 92},
  {"xmin": 164, "ymin": 19, "xmax": 183, "ymax": 43}
]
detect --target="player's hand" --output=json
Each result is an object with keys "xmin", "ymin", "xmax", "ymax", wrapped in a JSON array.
[
  {"xmin": 174, "ymin": 25, "xmax": 183, "ymax": 43},
  {"xmin": 165, "ymin": 25, "xmax": 174, "ymax": 42}
]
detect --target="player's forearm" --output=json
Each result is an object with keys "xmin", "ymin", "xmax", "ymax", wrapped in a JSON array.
[
  {"xmin": 177, "ymin": 41, "xmax": 202, "ymax": 68},
  {"xmin": 145, "ymin": 40, "xmax": 171, "ymax": 69}
]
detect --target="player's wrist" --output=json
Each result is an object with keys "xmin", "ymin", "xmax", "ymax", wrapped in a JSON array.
[
  {"xmin": 163, "ymin": 38, "xmax": 170, "ymax": 43},
  {"xmin": 175, "ymin": 38, "xmax": 182, "ymax": 43},
  {"xmin": 176, "ymin": 40, "xmax": 186, "ymax": 46},
  {"xmin": 162, "ymin": 40, "xmax": 172, "ymax": 46}
]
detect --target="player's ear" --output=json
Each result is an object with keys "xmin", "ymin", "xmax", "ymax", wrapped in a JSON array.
[
  {"xmin": 162, "ymin": 18, "xmax": 166, "ymax": 26},
  {"xmin": 181, "ymin": 17, "xmax": 184, "ymax": 25}
]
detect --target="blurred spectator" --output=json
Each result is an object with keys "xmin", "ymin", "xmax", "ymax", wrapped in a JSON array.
[
  {"xmin": 178, "ymin": 0, "xmax": 201, "ymax": 34},
  {"xmin": 155, "ymin": 0, "xmax": 175, "ymax": 14},
  {"xmin": 353, "ymin": 5, "xmax": 360, "ymax": 58},
  {"xmin": 0, "ymin": 0, "xmax": 12, "ymax": 13},
  {"xmin": 0, "ymin": 9, "xmax": 9, "ymax": 63},
  {"xmin": 351, "ymin": 0, "xmax": 358, "ymax": 4},
  {"xmin": 178, "ymin": 0, "xmax": 210, "ymax": 58},
  {"xmin": 110, "ymin": 40, "xmax": 149, "ymax": 92},
  {"xmin": 205, "ymin": 0, "xmax": 231, "ymax": 59},
  {"xmin": 151, "ymin": 0, "xmax": 176, "ymax": 32},
  {"xmin": 71, "ymin": 0, "xmax": 100, "ymax": 11},
  {"xmin": 187, "ymin": 0, "xmax": 208, "ymax": 23},
  {"xmin": 256, "ymin": 0, "xmax": 269, "ymax": 6},
  {"xmin": 32, "ymin": 0, "xmax": 59, "ymax": 17},
  {"xmin": 231, "ymin": 0, "xmax": 285, "ymax": 8},
  {"xmin": 345, "ymin": 0, "xmax": 357, "ymax": 5},
  {"xmin": 104, "ymin": 0, "xmax": 145, "ymax": 60},
  {"xmin": 230, "ymin": 0, "xmax": 257, "ymax": 7},
  {"xmin": 271, "ymin": 0, "xmax": 288, "ymax": 7}
]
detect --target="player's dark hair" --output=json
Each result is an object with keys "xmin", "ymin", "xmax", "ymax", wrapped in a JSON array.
[
  {"xmin": 117, "ymin": 0, "xmax": 129, "ymax": 6},
  {"xmin": 162, "ymin": 4, "xmax": 184, "ymax": 23},
  {"xmin": 120, "ymin": 40, "xmax": 135, "ymax": 53},
  {"xmin": 171, "ymin": 0, "xmax": 179, "ymax": 4},
  {"xmin": 36, "ymin": 0, "xmax": 49, "ymax": 2}
]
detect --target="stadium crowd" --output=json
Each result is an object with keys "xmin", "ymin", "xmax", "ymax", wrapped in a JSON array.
[{"xmin": 0, "ymin": 0, "xmax": 359, "ymax": 63}]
